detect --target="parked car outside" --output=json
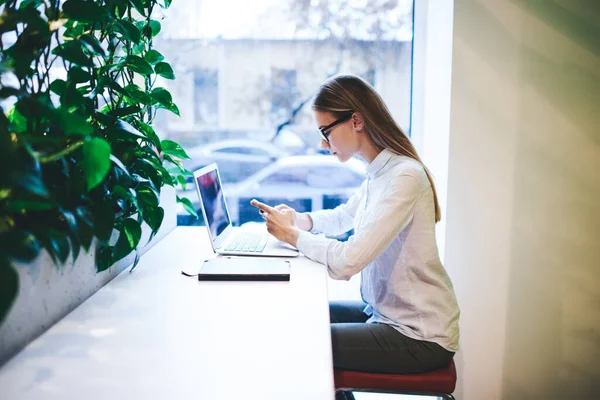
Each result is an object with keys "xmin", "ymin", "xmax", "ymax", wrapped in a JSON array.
[
  {"xmin": 178, "ymin": 155, "xmax": 366, "ymax": 230},
  {"xmin": 182, "ymin": 139, "xmax": 289, "ymax": 184}
]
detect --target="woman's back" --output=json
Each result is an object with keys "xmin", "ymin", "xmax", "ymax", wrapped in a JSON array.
[{"xmin": 356, "ymin": 150, "xmax": 460, "ymax": 351}]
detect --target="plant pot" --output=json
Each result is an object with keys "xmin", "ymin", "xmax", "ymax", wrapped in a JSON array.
[{"xmin": 0, "ymin": 186, "xmax": 177, "ymax": 366}]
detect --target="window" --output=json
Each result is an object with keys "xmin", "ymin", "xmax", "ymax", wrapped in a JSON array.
[
  {"xmin": 193, "ymin": 69, "xmax": 219, "ymax": 126},
  {"xmin": 270, "ymin": 68, "xmax": 299, "ymax": 121},
  {"xmin": 214, "ymin": 147, "xmax": 271, "ymax": 156},
  {"xmin": 261, "ymin": 167, "xmax": 308, "ymax": 186},
  {"xmin": 156, "ymin": 0, "xmax": 414, "ymax": 227},
  {"xmin": 307, "ymin": 167, "xmax": 365, "ymax": 189}
]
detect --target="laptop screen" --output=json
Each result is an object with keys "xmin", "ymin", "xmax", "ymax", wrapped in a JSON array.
[{"xmin": 196, "ymin": 168, "xmax": 231, "ymax": 239}]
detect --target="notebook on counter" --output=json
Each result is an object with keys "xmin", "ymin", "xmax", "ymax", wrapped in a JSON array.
[{"xmin": 198, "ymin": 257, "xmax": 291, "ymax": 281}]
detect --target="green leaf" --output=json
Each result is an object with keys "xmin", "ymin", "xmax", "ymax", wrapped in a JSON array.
[
  {"xmin": 176, "ymin": 175, "xmax": 186, "ymax": 190},
  {"xmin": 133, "ymin": 159, "xmax": 162, "ymax": 191},
  {"xmin": 50, "ymin": 79, "xmax": 67, "ymax": 95},
  {"xmin": 62, "ymin": 0, "xmax": 109, "ymax": 23},
  {"xmin": 19, "ymin": 0, "xmax": 44, "ymax": 10},
  {"xmin": 114, "ymin": 218, "xmax": 142, "ymax": 261},
  {"xmin": 68, "ymin": 67, "xmax": 90, "ymax": 84},
  {"xmin": 93, "ymin": 203, "xmax": 115, "ymax": 243},
  {"xmin": 137, "ymin": 184, "xmax": 159, "ymax": 209},
  {"xmin": 136, "ymin": 121, "xmax": 162, "ymax": 151},
  {"xmin": 128, "ymin": 0, "xmax": 147, "ymax": 17},
  {"xmin": 0, "ymin": 87, "xmax": 18, "ymax": 99},
  {"xmin": 144, "ymin": 206, "xmax": 164, "ymax": 234},
  {"xmin": 131, "ymin": 41, "xmax": 145, "ymax": 56},
  {"xmin": 113, "ymin": 19, "xmax": 141, "ymax": 43},
  {"xmin": 121, "ymin": 218, "xmax": 142, "ymax": 249},
  {"xmin": 7, "ymin": 107, "xmax": 27, "ymax": 132},
  {"xmin": 75, "ymin": 207, "xmax": 94, "ymax": 251},
  {"xmin": 110, "ymin": 154, "xmax": 130, "ymax": 176},
  {"xmin": 177, "ymin": 195, "xmax": 198, "ymax": 218},
  {"xmin": 7, "ymin": 200, "xmax": 54, "ymax": 212},
  {"xmin": 0, "ymin": 259, "xmax": 18, "ymax": 326},
  {"xmin": 148, "ymin": 20, "xmax": 161, "ymax": 37},
  {"xmin": 107, "ymin": 105, "xmax": 141, "ymax": 117},
  {"xmin": 79, "ymin": 34, "xmax": 106, "ymax": 57},
  {"xmin": 168, "ymin": 102, "xmax": 180, "ymax": 116},
  {"xmin": 13, "ymin": 171, "xmax": 49, "ymax": 197},
  {"xmin": 124, "ymin": 83, "xmax": 154, "ymax": 105},
  {"xmin": 124, "ymin": 55, "xmax": 153, "ymax": 75},
  {"xmin": 2, "ymin": 232, "xmax": 41, "ymax": 262},
  {"xmin": 161, "ymin": 139, "xmax": 190, "ymax": 160},
  {"xmin": 150, "ymin": 87, "xmax": 172, "ymax": 108},
  {"xmin": 167, "ymin": 167, "xmax": 193, "ymax": 178},
  {"xmin": 144, "ymin": 49, "xmax": 164, "ymax": 65},
  {"xmin": 83, "ymin": 138, "xmax": 111, "ymax": 190},
  {"xmin": 161, "ymin": 0, "xmax": 172, "ymax": 9},
  {"xmin": 62, "ymin": 211, "xmax": 81, "ymax": 261},
  {"xmin": 163, "ymin": 153, "xmax": 184, "ymax": 171},
  {"xmin": 155, "ymin": 62, "xmax": 174, "ymax": 80},
  {"xmin": 108, "ymin": 119, "xmax": 148, "ymax": 141},
  {"xmin": 55, "ymin": 40, "xmax": 93, "ymax": 67},
  {"xmin": 58, "ymin": 109, "xmax": 93, "ymax": 135},
  {"xmin": 47, "ymin": 234, "xmax": 70, "ymax": 264},
  {"xmin": 96, "ymin": 245, "xmax": 113, "ymax": 272}
]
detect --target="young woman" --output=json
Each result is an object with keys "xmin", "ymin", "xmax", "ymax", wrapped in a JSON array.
[{"xmin": 251, "ymin": 74, "xmax": 459, "ymax": 387}]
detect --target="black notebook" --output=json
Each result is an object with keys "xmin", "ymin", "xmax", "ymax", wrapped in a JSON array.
[{"xmin": 198, "ymin": 257, "xmax": 291, "ymax": 281}]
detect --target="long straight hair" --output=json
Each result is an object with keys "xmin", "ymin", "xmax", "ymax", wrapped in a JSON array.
[{"xmin": 312, "ymin": 74, "xmax": 441, "ymax": 222}]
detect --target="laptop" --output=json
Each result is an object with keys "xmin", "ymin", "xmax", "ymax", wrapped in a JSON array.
[{"xmin": 193, "ymin": 163, "xmax": 299, "ymax": 257}]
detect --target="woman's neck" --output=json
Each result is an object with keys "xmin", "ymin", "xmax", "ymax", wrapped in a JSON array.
[{"xmin": 358, "ymin": 141, "xmax": 384, "ymax": 164}]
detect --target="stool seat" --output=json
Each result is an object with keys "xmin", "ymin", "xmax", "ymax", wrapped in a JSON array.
[{"xmin": 334, "ymin": 360, "xmax": 456, "ymax": 396}]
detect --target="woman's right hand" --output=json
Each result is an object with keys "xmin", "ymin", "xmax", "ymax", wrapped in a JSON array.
[{"xmin": 273, "ymin": 204, "xmax": 313, "ymax": 231}]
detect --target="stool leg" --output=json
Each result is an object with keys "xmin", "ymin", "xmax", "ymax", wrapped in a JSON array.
[{"xmin": 335, "ymin": 390, "xmax": 356, "ymax": 400}]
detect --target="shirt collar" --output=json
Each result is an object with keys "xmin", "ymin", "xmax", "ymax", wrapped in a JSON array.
[{"xmin": 366, "ymin": 148, "xmax": 394, "ymax": 177}]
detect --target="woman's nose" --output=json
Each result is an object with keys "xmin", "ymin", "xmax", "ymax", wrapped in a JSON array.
[{"xmin": 320, "ymin": 139, "xmax": 329, "ymax": 149}]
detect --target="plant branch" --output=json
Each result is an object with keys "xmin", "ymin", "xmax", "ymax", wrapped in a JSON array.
[{"xmin": 38, "ymin": 140, "xmax": 85, "ymax": 163}]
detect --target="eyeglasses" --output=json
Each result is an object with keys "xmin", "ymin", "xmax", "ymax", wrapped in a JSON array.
[{"xmin": 318, "ymin": 111, "xmax": 354, "ymax": 144}]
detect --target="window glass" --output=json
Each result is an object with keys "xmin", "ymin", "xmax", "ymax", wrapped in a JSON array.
[
  {"xmin": 308, "ymin": 167, "xmax": 365, "ymax": 189},
  {"xmin": 260, "ymin": 167, "xmax": 309, "ymax": 186},
  {"xmin": 193, "ymin": 69, "xmax": 219, "ymax": 126},
  {"xmin": 157, "ymin": 0, "xmax": 414, "ymax": 227},
  {"xmin": 214, "ymin": 147, "xmax": 271, "ymax": 156}
]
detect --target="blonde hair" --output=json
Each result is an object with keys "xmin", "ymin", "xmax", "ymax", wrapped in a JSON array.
[{"xmin": 312, "ymin": 74, "xmax": 441, "ymax": 222}]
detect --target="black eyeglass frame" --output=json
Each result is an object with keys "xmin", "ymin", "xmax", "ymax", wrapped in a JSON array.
[{"xmin": 318, "ymin": 111, "xmax": 354, "ymax": 143}]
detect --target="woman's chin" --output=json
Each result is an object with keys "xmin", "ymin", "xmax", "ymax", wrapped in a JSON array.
[{"xmin": 333, "ymin": 152, "xmax": 351, "ymax": 163}]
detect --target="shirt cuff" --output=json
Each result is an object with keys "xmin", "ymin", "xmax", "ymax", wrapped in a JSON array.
[{"xmin": 306, "ymin": 211, "xmax": 327, "ymax": 234}]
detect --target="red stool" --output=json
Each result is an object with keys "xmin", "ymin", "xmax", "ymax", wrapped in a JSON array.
[{"xmin": 334, "ymin": 360, "xmax": 457, "ymax": 399}]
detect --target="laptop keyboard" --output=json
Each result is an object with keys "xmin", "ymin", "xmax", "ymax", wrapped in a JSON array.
[{"xmin": 224, "ymin": 233, "xmax": 269, "ymax": 253}]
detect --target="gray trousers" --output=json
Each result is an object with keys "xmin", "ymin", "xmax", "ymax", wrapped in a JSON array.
[{"xmin": 330, "ymin": 301, "xmax": 454, "ymax": 374}]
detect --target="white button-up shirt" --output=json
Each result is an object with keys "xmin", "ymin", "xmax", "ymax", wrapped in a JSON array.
[{"xmin": 296, "ymin": 149, "xmax": 460, "ymax": 351}]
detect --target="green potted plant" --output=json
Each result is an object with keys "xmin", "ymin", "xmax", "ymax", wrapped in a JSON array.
[{"xmin": 0, "ymin": 0, "xmax": 197, "ymax": 330}]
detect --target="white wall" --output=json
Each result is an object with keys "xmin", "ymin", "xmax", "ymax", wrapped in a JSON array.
[{"xmin": 446, "ymin": 1, "xmax": 600, "ymax": 399}]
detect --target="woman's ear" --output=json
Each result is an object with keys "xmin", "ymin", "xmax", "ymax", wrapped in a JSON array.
[{"xmin": 352, "ymin": 112, "xmax": 365, "ymax": 131}]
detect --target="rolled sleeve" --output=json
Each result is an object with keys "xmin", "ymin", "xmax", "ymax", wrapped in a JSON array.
[{"xmin": 296, "ymin": 230, "xmax": 332, "ymax": 266}]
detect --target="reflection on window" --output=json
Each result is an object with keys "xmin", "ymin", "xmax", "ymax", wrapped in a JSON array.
[
  {"xmin": 193, "ymin": 68, "xmax": 219, "ymax": 126},
  {"xmin": 261, "ymin": 167, "xmax": 308, "ymax": 186},
  {"xmin": 155, "ymin": 0, "xmax": 414, "ymax": 227},
  {"xmin": 364, "ymin": 68, "xmax": 376, "ymax": 87},
  {"xmin": 308, "ymin": 167, "xmax": 365, "ymax": 189},
  {"xmin": 270, "ymin": 68, "xmax": 299, "ymax": 121},
  {"xmin": 215, "ymin": 147, "xmax": 270, "ymax": 156}
]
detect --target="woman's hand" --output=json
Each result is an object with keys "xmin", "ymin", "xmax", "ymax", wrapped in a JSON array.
[
  {"xmin": 273, "ymin": 204, "xmax": 313, "ymax": 231},
  {"xmin": 250, "ymin": 200, "xmax": 300, "ymax": 246}
]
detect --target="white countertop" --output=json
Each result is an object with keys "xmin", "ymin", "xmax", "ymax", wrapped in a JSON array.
[{"xmin": 0, "ymin": 227, "xmax": 335, "ymax": 400}]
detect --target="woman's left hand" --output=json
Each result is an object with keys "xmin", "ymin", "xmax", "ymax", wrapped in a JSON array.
[{"xmin": 250, "ymin": 199, "xmax": 300, "ymax": 247}]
